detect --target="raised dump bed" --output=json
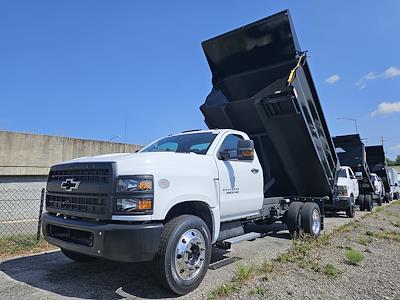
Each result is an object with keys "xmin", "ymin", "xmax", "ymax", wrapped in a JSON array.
[
  {"xmin": 366, "ymin": 145, "xmax": 390, "ymax": 192},
  {"xmin": 200, "ymin": 10, "xmax": 338, "ymax": 199},
  {"xmin": 333, "ymin": 134, "xmax": 374, "ymax": 194}
]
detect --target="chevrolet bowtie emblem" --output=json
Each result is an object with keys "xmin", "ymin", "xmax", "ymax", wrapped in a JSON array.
[{"xmin": 60, "ymin": 178, "xmax": 80, "ymax": 191}]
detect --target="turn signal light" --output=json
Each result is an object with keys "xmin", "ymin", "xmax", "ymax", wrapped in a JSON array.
[{"xmin": 138, "ymin": 199, "xmax": 153, "ymax": 210}]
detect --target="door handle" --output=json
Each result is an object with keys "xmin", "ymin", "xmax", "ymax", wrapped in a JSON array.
[{"xmin": 251, "ymin": 168, "xmax": 259, "ymax": 174}]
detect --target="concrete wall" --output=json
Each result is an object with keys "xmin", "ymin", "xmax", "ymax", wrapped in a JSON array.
[{"xmin": 0, "ymin": 131, "xmax": 142, "ymax": 176}]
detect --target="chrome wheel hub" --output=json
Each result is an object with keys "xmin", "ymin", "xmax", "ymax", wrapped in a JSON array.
[
  {"xmin": 312, "ymin": 209, "xmax": 321, "ymax": 235},
  {"xmin": 174, "ymin": 229, "xmax": 206, "ymax": 281}
]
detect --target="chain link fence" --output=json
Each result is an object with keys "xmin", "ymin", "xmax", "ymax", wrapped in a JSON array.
[{"xmin": 0, "ymin": 187, "xmax": 45, "ymax": 255}]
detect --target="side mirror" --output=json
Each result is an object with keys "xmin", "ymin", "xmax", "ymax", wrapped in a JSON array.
[
  {"xmin": 355, "ymin": 172, "xmax": 363, "ymax": 180},
  {"xmin": 237, "ymin": 140, "xmax": 254, "ymax": 161},
  {"xmin": 219, "ymin": 149, "xmax": 232, "ymax": 161}
]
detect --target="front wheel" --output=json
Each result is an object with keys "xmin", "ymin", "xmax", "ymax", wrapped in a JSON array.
[
  {"xmin": 346, "ymin": 199, "xmax": 355, "ymax": 218},
  {"xmin": 365, "ymin": 194, "xmax": 373, "ymax": 211},
  {"xmin": 300, "ymin": 203, "xmax": 321, "ymax": 238},
  {"xmin": 153, "ymin": 215, "xmax": 211, "ymax": 295}
]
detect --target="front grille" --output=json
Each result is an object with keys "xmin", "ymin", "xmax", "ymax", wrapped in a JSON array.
[
  {"xmin": 46, "ymin": 194, "xmax": 107, "ymax": 214},
  {"xmin": 47, "ymin": 224, "xmax": 94, "ymax": 247},
  {"xmin": 48, "ymin": 168, "xmax": 110, "ymax": 183}
]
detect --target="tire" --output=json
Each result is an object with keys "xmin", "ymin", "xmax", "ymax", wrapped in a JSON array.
[
  {"xmin": 346, "ymin": 199, "xmax": 355, "ymax": 218},
  {"xmin": 153, "ymin": 215, "xmax": 211, "ymax": 295},
  {"xmin": 300, "ymin": 203, "xmax": 321, "ymax": 238},
  {"xmin": 365, "ymin": 194, "xmax": 373, "ymax": 211},
  {"xmin": 384, "ymin": 192, "xmax": 390, "ymax": 203},
  {"xmin": 61, "ymin": 248, "xmax": 96, "ymax": 262},
  {"xmin": 286, "ymin": 202, "xmax": 304, "ymax": 237},
  {"xmin": 358, "ymin": 194, "xmax": 365, "ymax": 211}
]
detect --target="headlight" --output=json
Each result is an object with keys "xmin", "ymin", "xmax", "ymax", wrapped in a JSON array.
[
  {"xmin": 337, "ymin": 185, "xmax": 348, "ymax": 196},
  {"xmin": 116, "ymin": 196, "xmax": 153, "ymax": 213},
  {"xmin": 117, "ymin": 176, "xmax": 153, "ymax": 192},
  {"xmin": 116, "ymin": 175, "xmax": 154, "ymax": 214}
]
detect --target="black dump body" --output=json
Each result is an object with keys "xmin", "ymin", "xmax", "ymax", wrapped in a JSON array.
[
  {"xmin": 366, "ymin": 145, "xmax": 390, "ymax": 191},
  {"xmin": 200, "ymin": 10, "xmax": 338, "ymax": 198},
  {"xmin": 332, "ymin": 134, "xmax": 374, "ymax": 193}
]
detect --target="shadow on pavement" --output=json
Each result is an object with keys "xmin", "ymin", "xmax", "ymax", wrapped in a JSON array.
[
  {"xmin": 0, "ymin": 222, "xmax": 289, "ymax": 299},
  {"xmin": 1, "ymin": 251, "xmax": 174, "ymax": 299}
]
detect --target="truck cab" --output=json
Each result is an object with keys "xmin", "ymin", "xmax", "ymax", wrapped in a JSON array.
[{"xmin": 335, "ymin": 166, "xmax": 359, "ymax": 217}]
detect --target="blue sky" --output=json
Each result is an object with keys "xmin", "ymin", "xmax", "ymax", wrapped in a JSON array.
[{"xmin": 1, "ymin": 1, "xmax": 399, "ymax": 157}]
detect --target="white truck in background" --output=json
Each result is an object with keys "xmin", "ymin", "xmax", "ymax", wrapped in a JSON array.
[
  {"xmin": 371, "ymin": 173, "xmax": 385, "ymax": 203},
  {"xmin": 336, "ymin": 166, "xmax": 359, "ymax": 217}
]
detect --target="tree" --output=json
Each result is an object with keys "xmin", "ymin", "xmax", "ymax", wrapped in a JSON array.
[{"xmin": 386, "ymin": 155, "xmax": 400, "ymax": 166}]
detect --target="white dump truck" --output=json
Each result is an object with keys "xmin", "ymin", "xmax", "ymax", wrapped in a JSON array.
[{"xmin": 42, "ymin": 10, "xmax": 338, "ymax": 294}]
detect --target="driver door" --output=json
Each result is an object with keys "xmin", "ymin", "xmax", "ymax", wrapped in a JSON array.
[{"xmin": 215, "ymin": 133, "xmax": 263, "ymax": 221}]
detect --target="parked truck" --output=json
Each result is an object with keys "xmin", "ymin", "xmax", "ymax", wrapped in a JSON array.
[
  {"xmin": 42, "ymin": 10, "xmax": 338, "ymax": 294},
  {"xmin": 333, "ymin": 134, "xmax": 379, "ymax": 210},
  {"xmin": 335, "ymin": 166, "xmax": 359, "ymax": 217},
  {"xmin": 366, "ymin": 145, "xmax": 391, "ymax": 202},
  {"xmin": 387, "ymin": 168, "xmax": 399, "ymax": 200}
]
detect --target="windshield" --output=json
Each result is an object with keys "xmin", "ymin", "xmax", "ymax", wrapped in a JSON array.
[
  {"xmin": 140, "ymin": 132, "xmax": 217, "ymax": 155},
  {"xmin": 338, "ymin": 168, "xmax": 347, "ymax": 178}
]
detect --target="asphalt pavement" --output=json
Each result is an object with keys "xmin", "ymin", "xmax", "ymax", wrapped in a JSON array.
[{"xmin": 0, "ymin": 206, "xmax": 385, "ymax": 300}]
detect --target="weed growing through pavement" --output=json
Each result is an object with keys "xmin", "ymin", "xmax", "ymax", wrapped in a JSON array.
[
  {"xmin": 249, "ymin": 286, "xmax": 267, "ymax": 297},
  {"xmin": 356, "ymin": 237, "xmax": 369, "ymax": 246},
  {"xmin": 209, "ymin": 263, "xmax": 254, "ymax": 299},
  {"xmin": 345, "ymin": 249, "xmax": 365, "ymax": 265},
  {"xmin": 323, "ymin": 263, "xmax": 338, "ymax": 278}
]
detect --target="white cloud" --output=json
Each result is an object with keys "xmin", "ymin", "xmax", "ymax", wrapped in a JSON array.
[
  {"xmin": 390, "ymin": 144, "xmax": 400, "ymax": 151},
  {"xmin": 357, "ymin": 66, "xmax": 400, "ymax": 89},
  {"xmin": 325, "ymin": 74, "xmax": 340, "ymax": 84},
  {"xmin": 384, "ymin": 66, "xmax": 400, "ymax": 78},
  {"xmin": 370, "ymin": 101, "xmax": 400, "ymax": 117}
]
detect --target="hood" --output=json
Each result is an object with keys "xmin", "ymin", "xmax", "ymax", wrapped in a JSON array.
[
  {"xmin": 58, "ymin": 152, "xmax": 138, "ymax": 164},
  {"xmin": 336, "ymin": 176, "xmax": 349, "ymax": 186},
  {"xmin": 55, "ymin": 152, "xmax": 214, "ymax": 176}
]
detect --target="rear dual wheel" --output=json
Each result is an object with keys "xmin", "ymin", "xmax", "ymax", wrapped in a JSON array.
[
  {"xmin": 358, "ymin": 194, "xmax": 365, "ymax": 211},
  {"xmin": 286, "ymin": 202, "xmax": 321, "ymax": 238},
  {"xmin": 384, "ymin": 192, "xmax": 390, "ymax": 203}
]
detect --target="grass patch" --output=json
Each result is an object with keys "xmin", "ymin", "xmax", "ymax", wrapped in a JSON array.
[
  {"xmin": 0, "ymin": 234, "xmax": 55, "ymax": 258},
  {"xmin": 356, "ymin": 237, "xmax": 369, "ymax": 246},
  {"xmin": 373, "ymin": 206, "xmax": 385, "ymax": 213},
  {"xmin": 369, "ymin": 230, "xmax": 400, "ymax": 242},
  {"xmin": 209, "ymin": 263, "xmax": 254, "ymax": 299},
  {"xmin": 249, "ymin": 286, "xmax": 267, "ymax": 297},
  {"xmin": 344, "ymin": 249, "xmax": 365, "ymax": 265},
  {"xmin": 323, "ymin": 263, "xmax": 338, "ymax": 278},
  {"xmin": 391, "ymin": 220, "xmax": 400, "ymax": 228}
]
